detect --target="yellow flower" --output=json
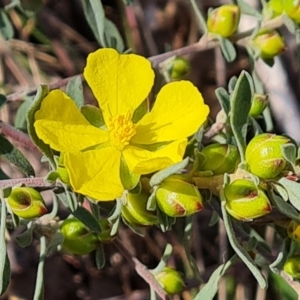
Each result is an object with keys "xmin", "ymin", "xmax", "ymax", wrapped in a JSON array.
[{"xmin": 34, "ymin": 48, "xmax": 209, "ymax": 200}]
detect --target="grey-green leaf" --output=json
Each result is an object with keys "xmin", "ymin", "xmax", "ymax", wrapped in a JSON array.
[
  {"xmin": 104, "ymin": 18, "xmax": 125, "ymax": 52},
  {"xmin": 219, "ymin": 36, "xmax": 237, "ymax": 62},
  {"xmin": 236, "ymin": 0, "xmax": 262, "ymax": 18},
  {"xmin": 0, "ymin": 134, "xmax": 35, "ymax": 176},
  {"xmin": 72, "ymin": 206, "xmax": 101, "ymax": 233},
  {"xmin": 27, "ymin": 85, "xmax": 55, "ymax": 168},
  {"xmin": 281, "ymin": 143, "xmax": 296, "ymax": 167},
  {"xmin": 150, "ymin": 157, "xmax": 190, "ymax": 187},
  {"xmin": 66, "ymin": 76, "xmax": 84, "ymax": 108},
  {"xmin": 269, "ymin": 190, "xmax": 300, "ymax": 223},
  {"xmin": 215, "ymin": 87, "xmax": 230, "ymax": 115},
  {"xmin": 0, "ymin": 94, "xmax": 6, "ymax": 110},
  {"xmin": 278, "ymin": 177, "xmax": 300, "ymax": 211},
  {"xmin": 0, "ymin": 201, "xmax": 10, "ymax": 295},
  {"xmin": 15, "ymin": 98, "xmax": 33, "ymax": 130},
  {"xmin": 0, "ymin": 10, "xmax": 13, "ymax": 40},
  {"xmin": 230, "ymin": 71, "xmax": 253, "ymax": 162},
  {"xmin": 95, "ymin": 244, "xmax": 106, "ymax": 269},
  {"xmin": 194, "ymin": 255, "xmax": 237, "ymax": 300},
  {"xmin": 221, "ymin": 191, "xmax": 267, "ymax": 288}
]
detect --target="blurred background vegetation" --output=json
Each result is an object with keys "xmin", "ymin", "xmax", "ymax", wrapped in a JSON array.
[{"xmin": 0, "ymin": 0, "xmax": 300, "ymax": 299}]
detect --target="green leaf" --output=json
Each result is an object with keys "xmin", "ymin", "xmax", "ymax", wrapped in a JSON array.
[
  {"xmin": 66, "ymin": 76, "xmax": 84, "ymax": 108},
  {"xmin": 81, "ymin": 105, "xmax": 105, "ymax": 128},
  {"xmin": 269, "ymin": 238, "xmax": 290, "ymax": 274},
  {"xmin": 215, "ymin": 87, "xmax": 230, "ymax": 115},
  {"xmin": 282, "ymin": 144, "xmax": 297, "ymax": 168},
  {"xmin": 0, "ymin": 10, "xmax": 13, "ymax": 40},
  {"xmin": 228, "ymin": 76, "xmax": 237, "ymax": 93},
  {"xmin": 103, "ymin": 18, "xmax": 125, "ymax": 53},
  {"xmin": 0, "ymin": 168, "xmax": 9, "ymax": 180},
  {"xmin": 0, "ymin": 134, "xmax": 35, "ymax": 176},
  {"xmin": 0, "ymin": 94, "xmax": 6, "ymax": 110},
  {"xmin": 150, "ymin": 157, "xmax": 189, "ymax": 187},
  {"xmin": 218, "ymin": 36, "xmax": 237, "ymax": 62},
  {"xmin": 47, "ymin": 231, "xmax": 64, "ymax": 255},
  {"xmin": 152, "ymin": 244, "xmax": 173, "ymax": 274},
  {"xmin": 272, "ymin": 182, "xmax": 289, "ymax": 201},
  {"xmin": 283, "ymin": 14, "xmax": 297, "ymax": 34},
  {"xmin": 0, "ymin": 201, "xmax": 10, "ymax": 295},
  {"xmin": 33, "ymin": 236, "xmax": 46, "ymax": 300},
  {"xmin": 194, "ymin": 255, "xmax": 237, "ymax": 300},
  {"xmin": 15, "ymin": 98, "xmax": 33, "ymax": 130},
  {"xmin": 81, "ymin": 0, "xmax": 124, "ymax": 52},
  {"xmin": 120, "ymin": 156, "xmax": 140, "ymax": 190},
  {"xmin": 278, "ymin": 177, "xmax": 300, "ymax": 211},
  {"xmin": 236, "ymin": 0, "xmax": 262, "ymax": 18},
  {"xmin": 95, "ymin": 244, "xmax": 106, "ymax": 269},
  {"xmin": 27, "ymin": 85, "xmax": 55, "ymax": 168},
  {"xmin": 72, "ymin": 206, "xmax": 101, "ymax": 233},
  {"xmin": 132, "ymin": 100, "xmax": 148, "ymax": 123},
  {"xmin": 220, "ymin": 191, "xmax": 267, "ymax": 288},
  {"xmin": 230, "ymin": 71, "xmax": 253, "ymax": 162},
  {"xmin": 15, "ymin": 225, "xmax": 34, "ymax": 248},
  {"xmin": 270, "ymin": 191, "xmax": 300, "ymax": 223}
]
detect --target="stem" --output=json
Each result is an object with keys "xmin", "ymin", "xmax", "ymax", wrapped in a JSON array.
[
  {"xmin": 0, "ymin": 177, "xmax": 51, "ymax": 189},
  {"xmin": 0, "ymin": 121, "xmax": 40, "ymax": 154}
]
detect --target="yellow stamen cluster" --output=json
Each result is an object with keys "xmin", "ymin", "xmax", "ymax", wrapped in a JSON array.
[{"xmin": 108, "ymin": 112, "xmax": 136, "ymax": 150}]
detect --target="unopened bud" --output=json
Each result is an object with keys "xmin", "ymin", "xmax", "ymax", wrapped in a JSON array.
[
  {"xmin": 245, "ymin": 133, "xmax": 291, "ymax": 179},
  {"xmin": 284, "ymin": 0, "xmax": 300, "ymax": 23},
  {"xmin": 200, "ymin": 144, "xmax": 240, "ymax": 175},
  {"xmin": 155, "ymin": 267, "xmax": 185, "ymax": 295},
  {"xmin": 207, "ymin": 4, "xmax": 240, "ymax": 38},
  {"xmin": 224, "ymin": 179, "xmax": 272, "ymax": 221},
  {"xmin": 121, "ymin": 191, "xmax": 158, "ymax": 226},
  {"xmin": 7, "ymin": 187, "xmax": 47, "ymax": 219},
  {"xmin": 156, "ymin": 178, "xmax": 203, "ymax": 217},
  {"xmin": 168, "ymin": 57, "xmax": 190, "ymax": 80},
  {"xmin": 253, "ymin": 30, "xmax": 286, "ymax": 60},
  {"xmin": 249, "ymin": 93, "xmax": 269, "ymax": 117},
  {"xmin": 284, "ymin": 256, "xmax": 300, "ymax": 279},
  {"xmin": 60, "ymin": 218, "xmax": 99, "ymax": 255}
]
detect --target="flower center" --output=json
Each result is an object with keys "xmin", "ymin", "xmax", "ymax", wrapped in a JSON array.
[{"xmin": 108, "ymin": 112, "xmax": 136, "ymax": 150}]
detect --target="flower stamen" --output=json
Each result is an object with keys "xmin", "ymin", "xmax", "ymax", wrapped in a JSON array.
[{"xmin": 108, "ymin": 112, "xmax": 136, "ymax": 150}]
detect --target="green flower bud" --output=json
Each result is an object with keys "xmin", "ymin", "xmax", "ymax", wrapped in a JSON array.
[
  {"xmin": 253, "ymin": 30, "xmax": 286, "ymax": 59},
  {"xmin": 284, "ymin": 256, "xmax": 300, "ymax": 279},
  {"xmin": 284, "ymin": 0, "xmax": 300, "ymax": 23},
  {"xmin": 249, "ymin": 93, "xmax": 269, "ymax": 117},
  {"xmin": 245, "ymin": 133, "xmax": 291, "ymax": 179},
  {"xmin": 155, "ymin": 267, "xmax": 185, "ymax": 295},
  {"xmin": 156, "ymin": 178, "xmax": 203, "ymax": 217},
  {"xmin": 264, "ymin": 0, "xmax": 284, "ymax": 19},
  {"xmin": 121, "ymin": 191, "xmax": 158, "ymax": 226},
  {"xmin": 200, "ymin": 144, "xmax": 240, "ymax": 175},
  {"xmin": 97, "ymin": 219, "xmax": 116, "ymax": 243},
  {"xmin": 57, "ymin": 153, "xmax": 70, "ymax": 184},
  {"xmin": 169, "ymin": 57, "xmax": 190, "ymax": 80},
  {"xmin": 287, "ymin": 219, "xmax": 300, "ymax": 242},
  {"xmin": 60, "ymin": 218, "xmax": 99, "ymax": 255},
  {"xmin": 224, "ymin": 179, "xmax": 272, "ymax": 221},
  {"xmin": 207, "ymin": 4, "xmax": 241, "ymax": 38},
  {"xmin": 7, "ymin": 187, "xmax": 47, "ymax": 219}
]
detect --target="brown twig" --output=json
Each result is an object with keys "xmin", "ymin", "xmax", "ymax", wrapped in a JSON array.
[
  {"xmin": 0, "ymin": 177, "xmax": 50, "ymax": 189},
  {"xmin": 113, "ymin": 238, "xmax": 171, "ymax": 300},
  {"xmin": 0, "ymin": 121, "xmax": 40, "ymax": 154}
]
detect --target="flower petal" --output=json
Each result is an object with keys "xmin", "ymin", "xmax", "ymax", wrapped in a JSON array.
[
  {"xmin": 34, "ymin": 90, "xmax": 108, "ymax": 152},
  {"xmin": 65, "ymin": 147, "xmax": 124, "ymax": 200},
  {"xmin": 132, "ymin": 81, "xmax": 210, "ymax": 144},
  {"xmin": 84, "ymin": 48, "xmax": 154, "ymax": 122},
  {"xmin": 123, "ymin": 139, "xmax": 187, "ymax": 174}
]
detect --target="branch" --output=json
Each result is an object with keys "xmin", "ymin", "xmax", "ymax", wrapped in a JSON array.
[
  {"xmin": 0, "ymin": 177, "xmax": 51, "ymax": 189},
  {"xmin": 0, "ymin": 121, "xmax": 40, "ymax": 154},
  {"xmin": 113, "ymin": 238, "xmax": 171, "ymax": 300},
  {"xmin": 5, "ymin": 15, "xmax": 284, "ymax": 102}
]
